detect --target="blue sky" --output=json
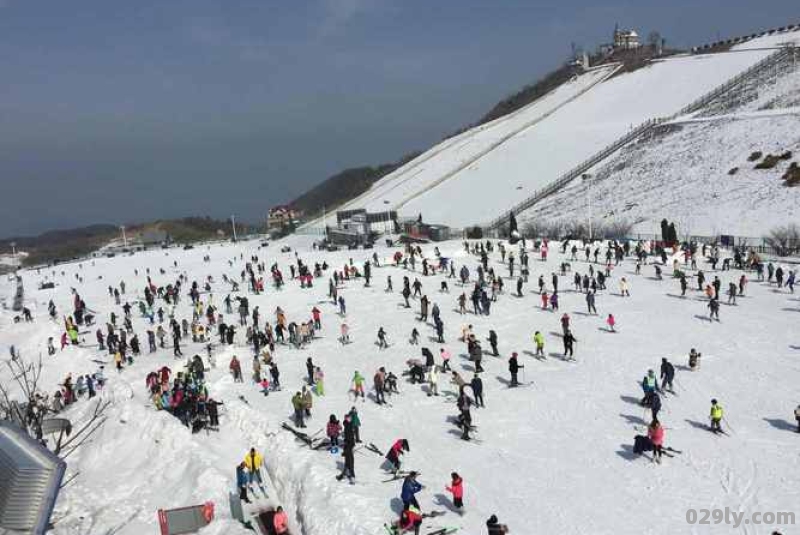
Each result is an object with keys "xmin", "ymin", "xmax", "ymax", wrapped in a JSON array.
[{"xmin": 0, "ymin": 0, "xmax": 796, "ymax": 237}]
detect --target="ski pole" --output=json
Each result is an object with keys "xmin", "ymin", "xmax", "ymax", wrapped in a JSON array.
[{"xmin": 722, "ymin": 415, "xmax": 736, "ymax": 434}]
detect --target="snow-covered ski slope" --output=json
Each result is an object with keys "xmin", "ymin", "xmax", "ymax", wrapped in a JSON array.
[
  {"xmin": 529, "ymin": 113, "xmax": 800, "ymax": 237},
  {"xmin": 2, "ymin": 234, "xmax": 799, "ymax": 534},
  {"xmin": 529, "ymin": 46, "xmax": 800, "ymax": 236},
  {"xmin": 314, "ymin": 30, "xmax": 800, "ymax": 230},
  {"xmin": 315, "ymin": 64, "xmax": 618, "ymax": 226}
]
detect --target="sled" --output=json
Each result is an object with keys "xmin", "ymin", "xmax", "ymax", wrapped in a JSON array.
[
  {"xmin": 157, "ymin": 502, "xmax": 215, "ymax": 535},
  {"xmin": 253, "ymin": 507, "xmax": 294, "ymax": 535}
]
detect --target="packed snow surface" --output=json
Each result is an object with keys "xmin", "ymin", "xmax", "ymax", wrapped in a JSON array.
[
  {"xmin": 2, "ymin": 234, "xmax": 799, "ymax": 535},
  {"xmin": 529, "ymin": 113, "xmax": 800, "ymax": 237}
]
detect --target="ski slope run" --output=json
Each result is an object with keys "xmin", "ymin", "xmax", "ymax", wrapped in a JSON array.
[{"xmin": 315, "ymin": 64, "xmax": 618, "ymax": 227}]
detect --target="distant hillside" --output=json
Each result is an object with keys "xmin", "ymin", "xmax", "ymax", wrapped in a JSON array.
[
  {"xmin": 289, "ymin": 153, "xmax": 420, "ymax": 218},
  {"xmin": 1, "ymin": 217, "xmax": 257, "ymax": 267}
]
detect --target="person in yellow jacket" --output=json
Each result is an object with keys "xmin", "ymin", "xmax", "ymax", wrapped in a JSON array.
[
  {"xmin": 709, "ymin": 399, "xmax": 724, "ymax": 433},
  {"xmin": 244, "ymin": 447, "xmax": 264, "ymax": 485},
  {"xmin": 533, "ymin": 331, "xmax": 545, "ymax": 358}
]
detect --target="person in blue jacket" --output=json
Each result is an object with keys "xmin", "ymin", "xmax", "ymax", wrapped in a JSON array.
[
  {"xmin": 236, "ymin": 462, "xmax": 251, "ymax": 503},
  {"xmin": 401, "ymin": 471, "xmax": 423, "ymax": 510}
]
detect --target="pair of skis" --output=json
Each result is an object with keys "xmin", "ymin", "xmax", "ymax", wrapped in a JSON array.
[
  {"xmin": 281, "ymin": 422, "xmax": 324, "ymax": 448},
  {"xmin": 381, "ymin": 470, "xmax": 419, "ymax": 483}
]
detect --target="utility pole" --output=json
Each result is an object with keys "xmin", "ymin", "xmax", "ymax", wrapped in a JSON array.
[
  {"xmin": 231, "ymin": 215, "xmax": 238, "ymax": 242},
  {"xmin": 10, "ymin": 242, "xmax": 16, "ymax": 268},
  {"xmin": 582, "ymin": 173, "xmax": 593, "ymax": 242}
]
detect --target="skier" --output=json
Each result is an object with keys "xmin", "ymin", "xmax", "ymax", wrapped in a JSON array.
[
  {"xmin": 619, "ymin": 277, "xmax": 630, "ymax": 297},
  {"xmin": 710, "ymin": 399, "xmax": 724, "ymax": 433},
  {"xmin": 641, "ymin": 369, "xmax": 659, "ymax": 406},
  {"xmin": 486, "ymin": 514, "xmax": 510, "ymax": 534},
  {"xmin": 395, "ymin": 505, "xmax": 423, "ymax": 535},
  {"xmin": 236, "ymin": 462, "xmax": 251, "ymax": 503},
  {"xmin": 794, "ymin": 405, "xmax": 800, "ymax": 433},
  {"xmin": 688, "ymin": 348, "xmax": 701, "ymax": 371},
  {"xmin": 427, "ymin": 365, "xmax": 440, "ymax": 397},
  {"xmin": 606, "ymin": 313, "xmax": 616, "ymax": 332},
  {"xmin": 648, "ymin": 419, "xmax": 665, "ymax": 463},
  {"xmin": 660, "ymin": 358, "xmax": 675, "ymax": 393},
  {"xmin": 533, "ymin": 331, "xmax": 545, "ymax": 358},
  {"xmin": 445, "ymin": 472, "xmax": 464, "ymax": 514},
  {"xmin": 562, "ymin": 330, "xmax": 576, "ymax": 360},
  {"xmin": 326, "ymin": 414, "xmax": 341, "ymax": 450},
  {"xmin": 386, "ymin": 439, "xmax": 410, "ymax": 474},
  {"xmin": 440, "ymin": 348, "xmax": 452, "ymax": 372},
  {"xmin": 586, "ymin": 291, "xmax": 597, "ymax": 314},
  {"xmin": 509, "ymin": 352, "xmax": 522, "ymax": 387},
  {"xmin": 471, "ymin": 373, "xmax": 484, "ymax": 407},
  {"xmin": 401, "ymin": 471, "xmax": 423, "ymax": 510},
  {"xmin": 708, "ymin": 297, "xmax": 720, "ymax": 321},
  {"xmin": 352, "ymin": 370, "xmax": 366, "ymax": 400},
  {"xmin": 243, "ymin": 447, "xmax": 264, "ymax": 487},
  {"xmin": 378, "ymin": 327, "xmax": 389, "ymax": 349},
  {"xmin": 410, "ymin": 327, "xmax": 420, "ymax": 345},
  {"xmin": 560, "ymin": 313, "xmax": 570, "ymax": 335},
  {"xmin": 488, "ymin": 330, "xmax": 499, "ymax": 356},
  {"xmin": 292, "ymin": 391, "xmax": 306, "ymax": 428},
  {"xmin": 273, "ymin": 506, "xmax": 289, "ymax": 535}
]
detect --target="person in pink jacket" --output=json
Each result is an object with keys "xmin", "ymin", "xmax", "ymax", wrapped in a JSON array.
[
  {"xmin": 647, "ymin": 419, "xmax": 665, "ymax": 462},
  {"xmin": 273, "ymin": 506, "xmax": 289, "ymax": 534},
  {"xmin": 440, "ymin": 348, "xmax": 451, "ymax": 372},
  {"xmin": 445, "ymin": 472, "xmax": 464, "ymax": 514},
  {"xmin": 606, "ymin": 314, "xmax": 616, "ymax": 332}
]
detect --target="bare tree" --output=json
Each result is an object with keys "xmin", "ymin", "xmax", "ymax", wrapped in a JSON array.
[
  {"xmin": 764, "ymin": 224, "xmax": 800, "ymax": 256},
  {"xmin": 647, "ymin": 31, "xmax": 662, "ymax": 49},
  {"xmin": 0, "ymin": 353, "xmax": 110, "ymax": 459}
]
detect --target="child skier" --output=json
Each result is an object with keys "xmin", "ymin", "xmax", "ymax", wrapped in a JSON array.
[
  {"xmin": 445, "ymin": 472, "xmax": 464, "ymax": 514},
  {"xmin": 710, "ymin": 399, "xmax": 724, "ymax": 433}
]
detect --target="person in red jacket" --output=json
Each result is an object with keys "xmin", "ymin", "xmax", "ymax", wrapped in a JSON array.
[
  {"xmin": 647, "ymin": 419, "xmax": 665, "ymax": 463},
  {"xmin": 311, "ymin": 307, "xmax": 322, "ymax": 330},
  {"xmin": 606, "ymin": 313, "xmax": 616, "ymax": 332},
  {"xmin": 445, "ymin": 472, "xmax": 464, "ymax": 514},
  {"xmin": 273, "ymin": 505, "xmax": 289, "ymax": 534},
  {"xmin": 397, "ymin": 505, "xmax": 422, "ymax": 534},
  {"xmin": 386, "ymin": 438, "xmax": 409, "ymax": 473}
]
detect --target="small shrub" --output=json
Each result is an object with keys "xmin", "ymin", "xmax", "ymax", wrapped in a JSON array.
[
  {"xmin": 782, "ymin": 162, "xmax": 800, "ymax": 187},
  {"xmin": 779, "ymin": 150, "xmax": 793, "ymax": 160},
  {"xmin": 728, "ymin": 167, "xmax": 739, "ymax": 176},
  {"xmin": 764, "ymin": 224, "xmax": 800, "ymax": 256},
  {"xmin": 754, "ymin": 154, "xmax": 781, "ymax": 170},
  {"xmin": 747, "ymin": 151, "xmax": 763, "ymax": 162}
]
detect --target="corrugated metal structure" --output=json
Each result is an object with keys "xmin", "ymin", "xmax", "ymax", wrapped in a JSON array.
[{"xmin": 0, "ymin": 422, "xmax": 66, "ymax": 535}]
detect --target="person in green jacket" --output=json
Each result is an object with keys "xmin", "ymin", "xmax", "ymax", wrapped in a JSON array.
[
  {"xmin": 348, "ymin": 406, "xmax": 362, "ymax": 443},
  {"xmin": 292, "ymin": 392, "xmax": 306, "ymax": 428},
  {"xmin": 352, "ymin": 371, "xmax": 365, "ymax": 399},
  {"xmin": 710, "ymin": 399, "xmax": 724, "ymax": 433},
  {"xmin": 533, "ymin": 331, "xmax": 545, "ymax": 358}
]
